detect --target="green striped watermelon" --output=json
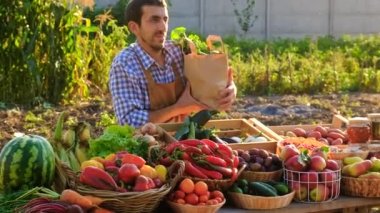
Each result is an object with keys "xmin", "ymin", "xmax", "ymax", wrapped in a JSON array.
[{"xmin": 0, "ymin": 135, "xmax": 56, "ymax": 192}]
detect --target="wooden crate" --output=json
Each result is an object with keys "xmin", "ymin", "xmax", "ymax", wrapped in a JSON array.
[
  {"xmin": 157, "ymin": 119, "xmax": 278, "ymax": 152},
  {"xmin": 249, "ymin": 114, "xmax": 349, "ymax": 140}
]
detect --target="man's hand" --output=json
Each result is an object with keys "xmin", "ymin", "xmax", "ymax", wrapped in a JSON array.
[
  {"xmin": 176, "ymin": 83, "xmax": 209, "ymax": 113},
  {"xmin": 217, "ymin": 67, "xmax": 237, "ymax": 111}
]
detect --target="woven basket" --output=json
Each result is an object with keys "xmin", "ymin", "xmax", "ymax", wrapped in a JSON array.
[
  {"xmin": 341, "ymin": 176, "xmax": 380, "ymax": 197},
  {"xmin": 59, "ymin": 160, "xmax": 185, "ymax": 213},
  {"xmin": 328, "ymin": 145, "xmax": 369, "ymax": 160},
  {"xmin": 239, "ymin": 169, "xmax": 283, "ymax": 182},
  {"xmin": 186, "ymin": 164, "xmax": 246, "ymax": 191},
  {"xmin": 228, "ymin": 191, "xmax": 295, "ymax": 210},
  {"xmin": 167, "ymin": 199, "xmax": 225, "ymax": 213}
]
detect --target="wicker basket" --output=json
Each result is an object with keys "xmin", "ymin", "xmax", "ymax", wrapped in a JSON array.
[
  {"xmin": 239, "ymin": 169, "xmax": 283, "ymax": 182},
  {"xmin": 341, "ymin": 176, "xmax": 380, "ymax": 197},
  {"xmin": 228, "ymin": 191, "xmax": 295, "ymax": 210},
  {"xmin": 167, "ymin": 199, "xmax": 225, "ymax": 213},
  {"xmin": 328, "ymin": 145, "xmax": 369, "ymax": 160},
  {"xmin": 59, "ymin": 160, "xmax": 185, "ymax": 213},
  {"xmin": 283, "ymin": 168, "xmax": 341, "ymax": 203},
  {"xmin": 185, "ymin": 164, "xmax": 246, "ymax": 191}
]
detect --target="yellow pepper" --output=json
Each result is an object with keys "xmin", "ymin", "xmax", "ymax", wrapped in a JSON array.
[
  {"xmin": 140, "ymin": 165, "xmax": 158, "ymax": 179},
  {"xmin": 81, "ymin": 159, "xmax": 104, "ymax": 171},
  {"xmin": 155, "ymin": 164, "xmax": 167, "ymax": 182}
]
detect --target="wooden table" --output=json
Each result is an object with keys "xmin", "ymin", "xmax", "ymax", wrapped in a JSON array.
[{"xmin": 219, "ymin": 196, "xmax": 380, "ymax": 213}]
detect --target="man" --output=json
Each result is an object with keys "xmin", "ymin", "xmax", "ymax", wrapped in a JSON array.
[{"xmin": 109, "ymin": 0, "xmax": 236, "ymax": 128}]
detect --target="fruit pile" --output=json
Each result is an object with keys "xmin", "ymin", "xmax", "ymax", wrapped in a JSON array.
[
  {"xmin": 236, "ymin": 148, "xmax": 282, "ymax": 172},
  {"xmin": 168, "ymin": 178, "xmax": 225, "ymax": 206},
  {"xmin": 342, "ymin": 156, "xmax": 380, "ymax": 178},
  {"xmin": 286, "ymin": 126, "xmax": 348, "ymax": 145},
  {"xmin": 79, "ymin": 151, "xmax": 167, "ymax": 192},
  {"xmin": 229, "ymin": 179, "xmax": 291, "ymax": 197},
  {"xmin": 280, "ymin": 145, "xmax": 341, "ymax": 202}
]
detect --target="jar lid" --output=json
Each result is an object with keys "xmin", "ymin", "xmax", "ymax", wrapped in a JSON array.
[
  {"xmin": 368, "ymin": 113, "xmax": 380, "ymax": 121},
  {"xmin": 349, "ymin": 117, "xmax": 370, "ymax": 127}
]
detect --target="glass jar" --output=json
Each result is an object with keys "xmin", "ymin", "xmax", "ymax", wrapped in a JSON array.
[
  {"xmin": 347, "ymin": 117, "xmax": 371, "ymax": 144},
  {"xmin": 368, "ymin": 113, "xmax": 380, "ymax": 142}
]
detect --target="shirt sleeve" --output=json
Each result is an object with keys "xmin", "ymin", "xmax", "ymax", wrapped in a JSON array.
[{"xmin": 109, "ymin": 62, "xmax": 149, "ymax": 128}]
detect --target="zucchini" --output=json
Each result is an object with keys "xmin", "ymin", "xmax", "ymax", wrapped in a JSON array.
[{"xmin": 249, "ymin": 182, "xmax": 278, "ymax": 197}]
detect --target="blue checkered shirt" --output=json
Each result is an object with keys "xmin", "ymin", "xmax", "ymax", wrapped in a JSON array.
[{"xmin": 109, "ymin": 40, "xmax": 185, "ymax": 128}]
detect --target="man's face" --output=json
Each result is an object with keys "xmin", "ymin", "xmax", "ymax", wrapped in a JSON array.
[{"xmin": 135, "ymin": 5, "xmax": 168, "ymax": 51}]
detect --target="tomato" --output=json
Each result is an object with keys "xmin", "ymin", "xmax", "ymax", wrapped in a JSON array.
[
  {"xmin": 185, "ymin": 193, "xmax": 199, "ymax": 205},
  {"xmin": 179, "ymin": 178, "xmax": 195, "ymax": 194},
  {"xmin": 194, "ymin": 181, "xmax": 208, "ymax": 196}
]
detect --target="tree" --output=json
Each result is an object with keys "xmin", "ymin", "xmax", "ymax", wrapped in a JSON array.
[{"xmin": 230, "ymin": 0, "xmax": 258, "ymax": 37}]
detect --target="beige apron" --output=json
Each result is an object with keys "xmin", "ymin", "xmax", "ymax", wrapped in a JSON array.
[{"xmin": 138, "ymin": 58, "xmax": 185, "ymax": 122}]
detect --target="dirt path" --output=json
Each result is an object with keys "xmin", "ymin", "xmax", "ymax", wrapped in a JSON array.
[{"xmin": 1, "ymin": 92, "xmax": 380, "ymax": 148}]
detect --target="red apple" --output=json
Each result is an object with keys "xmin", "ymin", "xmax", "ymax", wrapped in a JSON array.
[
  {"xmin": 280, "ymin": 144, "xmax": 300, "ymax": 161},
  {"xmin": 329, "ymin": 182, "xmax": 340, "ymax": 198},
  {"xmin": 285, "ymin": 155, "xmax": 308, "ymax": 171},
  {"xmin": 310, "ymin": 155, "xmax": 327, "ymax": 172},
  {"xmin": 289, "ymin": 181, "xmax": 308, "ymax": 201},
  {"xmin": 326, "ymin": 159, "xmax": 340, "ymax": 171},
  {"xmin": 320, "ymin": 169, "xmax": 338, "ymax": 187},
  {"xmin": 310, "ymin": 184, "xmax": 330, "ymax": 202},
  {"xmin": 300, "ymin": 170, "xmax": 319, "ymax": 188},
  {"xmin": 118, "ymin": 163, "xmax": 140, "ymax": 184},
  {"xmin": 310, "ymin": 147, "xmax": 329, "ymax": 161},
  {"xmin": 292, "ymin": 128, "xmax": 307, "ymax": 137}
]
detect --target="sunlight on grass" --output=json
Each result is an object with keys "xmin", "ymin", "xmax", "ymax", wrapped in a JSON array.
[{"xmin": 295, "ymin": 95, "xmax": 311, "ymax": 105}]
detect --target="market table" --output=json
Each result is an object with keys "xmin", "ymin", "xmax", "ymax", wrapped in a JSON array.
[{"xmin": 219, "ymin": 196, "xmax": 380, "ymax": 213}]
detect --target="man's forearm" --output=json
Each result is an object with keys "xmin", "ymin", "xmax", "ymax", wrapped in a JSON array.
[{"xmin": 148, "ymin": 103, "xmax": 198, "ymax": 123}]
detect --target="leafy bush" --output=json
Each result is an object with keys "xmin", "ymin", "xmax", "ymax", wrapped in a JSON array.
[{"xmin": 0, "ymin": 0, "xmax": 129, "ymax": 105}]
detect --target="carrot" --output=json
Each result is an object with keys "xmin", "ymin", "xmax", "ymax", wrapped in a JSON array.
[
  {"xmin": 60, "ymin": 189, "xmax": 94, "ymax": 209},
  {"xmin": 83, "ymin": 195, "xmax": 104, "ymax": 206}
]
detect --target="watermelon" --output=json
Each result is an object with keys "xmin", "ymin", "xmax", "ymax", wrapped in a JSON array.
[{"xmin": 0, "ymin": 135, "xmax": 56, "ymax": 192}]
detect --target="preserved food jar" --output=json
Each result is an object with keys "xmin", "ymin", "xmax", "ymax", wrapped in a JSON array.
[
  {"xmin": 368, "ymin": 113, "xmax": 380, "ymax": 142},
  {"xmin": 347, "ymin": 117, "xmax": 371, "ymax": 144}
]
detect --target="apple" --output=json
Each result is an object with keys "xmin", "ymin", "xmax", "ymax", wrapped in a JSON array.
[
  {"xmin": 310, "ymin": 184, "xmax": 330, "ymax": 202},
  {"xmin": 285, "ymin": 155, "xmax": 308, "ymax": 171},
  {"xmin": 310, "ymin": 155, "xmax": 327, "ymax": 172},
  {"xmin": 289, "ymin": 181, "xmax": 308, "ymax": 201},
  {"xmin": 119, "ymin": 163, "xmax": 140, "ymax": 184},
  {"xmin": 310, "ymin": 147, "xmax": 329, "ymax": 161},
  {"xmin": 320, "ymin": 169, "xmax": 338, "ymax": 187},
  {"xmin": 280, "ymin": 144, "xmax": 300, "ymax": 161},
  {"xmin": 300, "ymin": 170, "xmax": 319, "ymax": 188},
  {"xmin": 326, "ymin": 159, "xmax": 340, "ymax": 171},
  {"xmin": 329, "ymin": 182, "xmax": 340, "ymax": 198}
]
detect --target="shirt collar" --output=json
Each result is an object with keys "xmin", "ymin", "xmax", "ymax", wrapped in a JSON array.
[{"xmin": 134, "ymin": 42, "xmax": 174, "ymax": 70}]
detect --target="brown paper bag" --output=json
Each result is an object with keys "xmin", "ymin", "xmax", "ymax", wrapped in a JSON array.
[{"xmin": 184, "ymin": 35, "xmax": 228, "ymax": 110}]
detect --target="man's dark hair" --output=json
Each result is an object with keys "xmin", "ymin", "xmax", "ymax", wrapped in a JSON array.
[{"xmin": 125, "ymin": 0, "xmax": 167, "ymax": 25}]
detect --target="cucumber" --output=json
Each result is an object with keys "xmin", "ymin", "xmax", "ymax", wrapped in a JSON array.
[
  {"xmin": 273, "ymin": 183, "xmax": 289, "ymax": 195},
  {"xmin": 249, "ymin": 182, "xmax": 278, "ymax": 197},
  {"xmin": 263, "ymin": 181, "xmax": 290, "ymax": 195}
]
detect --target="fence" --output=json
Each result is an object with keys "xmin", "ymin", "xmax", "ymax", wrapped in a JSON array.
[{"xmin": 98, "ymin": 0, "xmax": 380, "ymax": 39}]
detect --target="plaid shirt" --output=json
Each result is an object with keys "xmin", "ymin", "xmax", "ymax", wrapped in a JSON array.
[{"xmin": 109, "ymin": 41, "xmax": 185, "ymax": 127}]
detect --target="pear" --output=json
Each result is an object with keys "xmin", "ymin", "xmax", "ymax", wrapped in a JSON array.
[
  {"xmin": 343, "ymin": 156, "xmax": 364, "ymax": 165},
  {"xmin": 358, "ymin": 172, "xmax": 380, "ymax": 179}
]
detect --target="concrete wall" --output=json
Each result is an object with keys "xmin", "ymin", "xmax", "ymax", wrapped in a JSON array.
[{"xmin": 96, "ymin": 0, "xmax": 380, "ymax": 39}]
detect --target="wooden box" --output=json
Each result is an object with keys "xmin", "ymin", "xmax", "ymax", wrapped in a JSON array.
[
  {"xmin": 157, "ymin": 119, "xmax": 278, "ymax": 152},
  {"xmin": 249, "ymin": 114, "xmax": 348, "ymax": 140}
]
